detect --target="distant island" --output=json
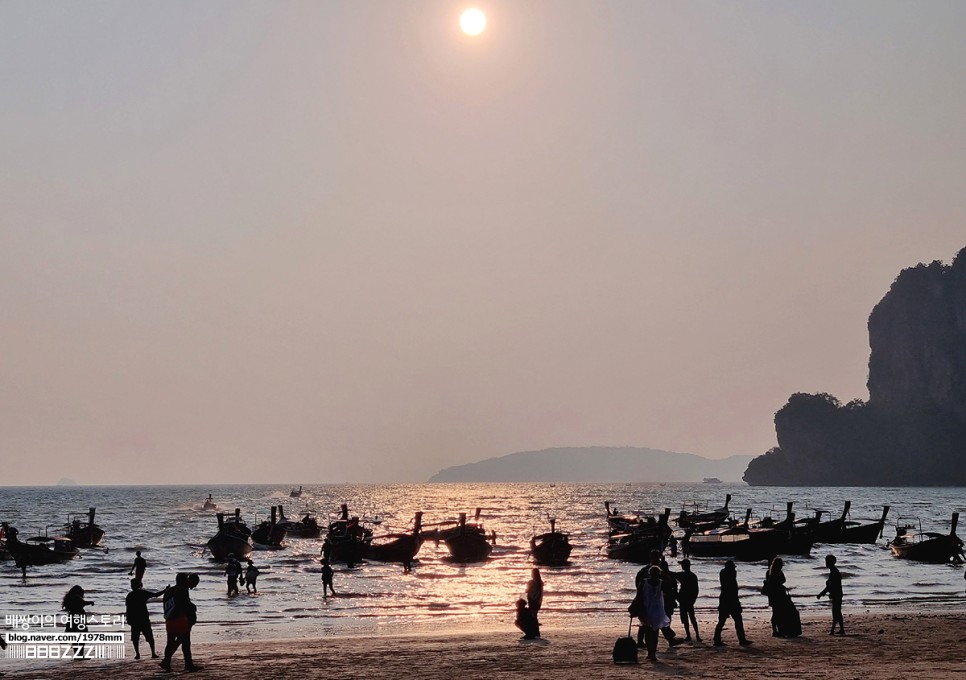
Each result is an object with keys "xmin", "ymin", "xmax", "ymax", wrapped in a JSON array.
[
  {"xmin": 744, "ymin": 246, "xmax": 966, "ymax": 486},
  {"xmin": 429, "ymin": 446, "xmax": 754, "ymax": 483}
]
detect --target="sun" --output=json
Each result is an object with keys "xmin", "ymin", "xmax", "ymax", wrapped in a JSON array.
[{"xmin": 460, "ymin": 8, "xmax": 487, "ymax": 36}]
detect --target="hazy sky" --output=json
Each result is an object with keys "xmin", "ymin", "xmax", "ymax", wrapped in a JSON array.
[{"xmin": 2, "ymin": 2, "xmax": 964, "ymax": 485}]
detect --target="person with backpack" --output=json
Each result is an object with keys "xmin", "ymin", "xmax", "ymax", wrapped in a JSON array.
[{"xmin": 160, "ymin": 572, "xmax": 200, "ymax": 673}]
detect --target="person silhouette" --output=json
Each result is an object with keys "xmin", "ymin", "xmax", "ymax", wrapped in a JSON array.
[
  {"xmin": 713, "ymin": 560, "xmax": 752, "ymax": 647},
  {"xmin": 129, "ymin": 551, "xmax": 147, "ymax": 581},
  {"xmin": 514, "ymin": 598, "xmax": 540, "ymax": 639},
  {"xmin": 764, "ymin": 557, "xmax": 788, "ymax": 637},
  {"xmin": 635, "ymin": 550, "xmax": 683, "ymax": 648},
  {"xmin": 526, "ymin": 569, "xmax": 544, "ymax": 619},
  {"xmin": 160, "ymin": 572, "xmax": 200, "ymax": 672},
  {"xmin": 675, "ymin": 559, "xmax": 701, "ymax": 642},
  {"xmin": 126, "ymin": 578, "xmax": 165, "ymax": 659},
  {"xmin": 817, "ymin": 554, "xmax": 845, "ymax": 635},
  {"xmin": 62, "ymin": 585, "xmax": 93, "ymax": 658},
  {"xmin": 629, "ymin": 565, "xmax": 669, "ymax": 661},
  {"xmin": 224, "ymin": 556, "xmax": 241, "ymax": 596},
  {"xmin": 245, "ymin": 560, "xmax": 260, "ymax": 594},
  {"xmin": 321, "ymin": 558, "xmax": 335, "ymax": 597}
]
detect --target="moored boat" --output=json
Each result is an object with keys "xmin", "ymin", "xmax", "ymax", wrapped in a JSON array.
[
  {"xmin": 366, "ymin": 512, "xmax": 424, "ymax": 564},
  {"xmin": 890, "ymin": 513, "xmax": 963, "ymax": 563},
  {"xmin": 251, "ymin": 506, "xmax": 287, "ymax": 550},
  {"xmin": 606, "ymin": 509, "xmax": 671, "ymax": 563},
  {"xmin": 674, "ymin": 494, "xmax": 733, "ymax": 533},
  {"xmin": 64, "ymin": 508, "xmax": 105, "ymax": 548},
  {"xmin": 1, "ymin": 524, "xmax": 80, "ymax": 565},
  {"xmin": 530, "ymin": 517, "xmax": 572, "ymax": 566},
  {"xmin": 812, "ymin": 503, "xmax": 890, "ymax": 544},
  {"xmin": 322, "ymin": 504, "xmax": 372, "ymax": 567},
  {"xmin": 277, "ymin": 505, "xmax": 322, "ymax": 538},
  {"xmin": 442, "ymin": 512, "xmax": 492, "ymax": 563},
  {"xmin": 206, "ymin": 509, "xmax": 253, "ymax": 561}
]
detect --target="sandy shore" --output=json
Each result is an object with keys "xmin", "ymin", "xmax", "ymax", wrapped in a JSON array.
[{"xmin": 5, "ymin": 611, "xmax": 966, "ymax": 679}]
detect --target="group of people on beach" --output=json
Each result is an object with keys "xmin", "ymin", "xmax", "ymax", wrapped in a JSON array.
[{"xmin": 626, "ymin": 549, "xmax": 845, "ymax": 661}]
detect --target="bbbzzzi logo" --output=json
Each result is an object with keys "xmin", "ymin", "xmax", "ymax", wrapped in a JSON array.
[{"xmin": 2, "ymin": 613, "xmax": 127, "ymax": 660}]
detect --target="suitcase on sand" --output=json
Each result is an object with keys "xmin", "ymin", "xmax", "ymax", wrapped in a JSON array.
[{"xmin": 613, "ymin": 618, "xmax": 639, "ymax": 664}]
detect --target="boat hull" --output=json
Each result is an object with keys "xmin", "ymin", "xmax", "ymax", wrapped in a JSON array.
[
  {"xmin": 443, "ymin": 534, "xmax": 492, "ymax": 563},
  {"xmin": 366, "ymin": 535, "xmax": 423, "ymax": 563},
  {"xmin": 206, "ymin": 534, "xmax": 253, "ymax": 562},
  {"xmin": 890, "ymin": 536, "xmax": 963, "ymax": 563},
  {"xmin": 530, "ymin": 533, "xmax": 572, "ymax": 566}
]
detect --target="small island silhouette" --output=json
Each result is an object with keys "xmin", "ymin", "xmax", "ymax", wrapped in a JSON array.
[{"xmin": 745, "ymin": 246, "xmax": 966, "ymax": 486}]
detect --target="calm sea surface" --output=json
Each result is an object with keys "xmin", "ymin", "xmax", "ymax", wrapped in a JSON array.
[{"xmin": 1, "ymin": 484, "xmax": 964, "ymax": 643}]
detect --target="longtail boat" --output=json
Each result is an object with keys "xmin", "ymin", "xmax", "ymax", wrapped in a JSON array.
[
  {"xmin": 367, "ymin": 512, "xmax": 424, "ymax": 564},
  {"xmin": 530, "ymin": 517, "xmax": 572, "ymax": 566},
  {"xmin": 65, "ymin": 508, "xmax": 105, "ymax": 548},
  {"xmin": 206, "ymin": 509, "xmax": 253, "ymax": 561},
  {"xmin": 890, "ymin": 513, "xmax": 963, "ymax": 563}
]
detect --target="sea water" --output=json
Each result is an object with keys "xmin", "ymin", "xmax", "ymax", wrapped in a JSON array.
[{"xmin": 0, "ymin": 483, "xmax": 963, "ymax": 644}]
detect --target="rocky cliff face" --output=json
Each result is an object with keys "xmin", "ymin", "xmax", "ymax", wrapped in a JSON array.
[{"xmin": 744, "ymin": 247, "xmax": 966, "ymax": 486}]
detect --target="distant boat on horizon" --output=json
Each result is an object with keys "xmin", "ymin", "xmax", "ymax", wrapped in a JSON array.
[{"xmin": 702, "ymin": 477, "xmax": 722, "ymax": 484}]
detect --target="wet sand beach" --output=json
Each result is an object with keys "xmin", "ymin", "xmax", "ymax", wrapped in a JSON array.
[{"xmin": 7, "ymin": 611, "xmax": 965, "ymax": 679}]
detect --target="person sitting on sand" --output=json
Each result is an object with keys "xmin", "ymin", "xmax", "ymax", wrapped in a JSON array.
[
  {"xmin": 514, "ymin": 598, "xmax": 540, "ymax": 640},
  {"xmin": 126, "ymin": 578, "xmax": 166, "ymax": 659},
  {"xmin": 817, "ymin": 554, "xmax": 845, "ymax": 635},
  {"xmin": 321, "ymin": 558, "xmax": 335, "ymax": 597},
  {"xmin": 629, "ymin": 565, "xmax": 669, "ymax": 661},
  {"xmin": 245, "ymin": 560, "xmax": 260, "ymax": 594}
]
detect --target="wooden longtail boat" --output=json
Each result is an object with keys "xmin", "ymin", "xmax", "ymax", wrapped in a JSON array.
[
  {"xmin": 367, "ymin": 513, "xmax": 424, "ymax": 564},
  {"xmin": 65, "ymin": 508, "xmax": 105, "ymax": 548},
  {"xmin": 530, "ymin": 517, "xmax": 572, "ymax": 566},
  {"xmin": 206, "ymin": 509, "xmax": 253, "ymax": 561},
  {"xmin": 890, "ymin": 512, "xmax": 963, "ymax": 563}
]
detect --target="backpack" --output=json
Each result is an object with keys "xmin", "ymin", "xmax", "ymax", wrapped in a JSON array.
[
  {"xmin": 162, "ymin": 590, "xmax": 178, "ymax": 620},
  {"xmin": 613, "ymin": 618, "xmax": 639, "ymax": 665}
]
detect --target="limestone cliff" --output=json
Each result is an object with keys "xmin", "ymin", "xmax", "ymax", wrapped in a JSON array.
[{"xmin": 744, "ymin": 246, "xmax": 966, "ymax": 486}]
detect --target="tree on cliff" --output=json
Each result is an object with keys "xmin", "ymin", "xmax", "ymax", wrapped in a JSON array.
[{"xmin": 744, "ymin": 246, "xmax": 966, "ymax": 486}]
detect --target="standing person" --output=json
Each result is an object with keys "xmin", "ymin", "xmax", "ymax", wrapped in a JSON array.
[
  {"xmin": 321, "ymin": 558, "xmax": 335, "ymax": 597},
  {"xmin": 713, "ymin": 560, "xmax": 752, "ymax": 647},
  {"xmin": 62, "ymin": 585, "xmax": 93, "ymax": 658},
  {"xmin": 764, "ymin": 557, "xmax": 788, "ymax": 637},
  {"xmin": 224, "ymin": 556, "xmax": 241, "ymax": 596},
  {"xmin": 526, "ymin": 568, "xmax": 544, "ymax": 619},
  {"xmin": 675, "ymin": 559, "xmax": 701, "ymax": 642},
  {"xmin": 817, "ymin": 554, "xmax": 845, "ymax": 635},
  {"xmin": 160, "ymin": 572, "xmax": 200, "ymax": 672},
  {"xmin": 126, "ymin": 578, "xmax": 165, "ymax": 659},
  {"xmin": 245, "ymin": 560, "xmax": 260, "ymax": 594},
  {"xmin": 635, "ymin": 551, "xmax": 682, "ymax": 648},
  {"xmin": 629, "ymin": 565, "xmax": 670, "ymax": 661},
  {"xmin": 660, "ymin": 560, "xmax": 679, "ymax": 637},
  {"xmin": 129, "ymin": 551, "xmax": 147, "ymax": 581}
]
